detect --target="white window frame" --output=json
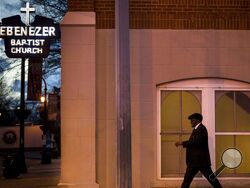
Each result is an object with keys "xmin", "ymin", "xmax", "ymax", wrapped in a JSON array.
[{"xmin": 157, "ymin": 79, "xmax": 250, "ymax": 180}]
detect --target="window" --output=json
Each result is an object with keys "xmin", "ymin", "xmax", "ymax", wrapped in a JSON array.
[{"xmin": 157, "ymin": 79, "xmax": 250, "ymax": 179}]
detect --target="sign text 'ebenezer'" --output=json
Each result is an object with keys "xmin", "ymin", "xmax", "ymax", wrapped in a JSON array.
[{"xmin": 0, "ymin": 26, "xmax": 56, "ymax": 37}]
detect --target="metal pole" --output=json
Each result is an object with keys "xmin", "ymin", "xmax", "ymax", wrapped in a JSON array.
[
  {"xmin": 41, "ymin": 77, "xmax": 51, "ymax": 164},
  {"xmin": 115, "ymin": 0, "xmax": 131, "ymax": 187},
  {"xmin": 42, "ymin": 78, "xmax": 47, "ymax": 122},
  {"xmin": 19, "ymin": 57, "xmax": 27, "ymax": 173}
]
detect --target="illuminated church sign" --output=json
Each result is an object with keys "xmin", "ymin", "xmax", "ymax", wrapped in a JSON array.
[{"xmin": 0, "ymin": 2, "xmax": 60, "ymax": 58}]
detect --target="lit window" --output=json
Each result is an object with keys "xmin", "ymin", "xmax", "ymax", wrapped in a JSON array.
[
  {"xmin": 160, "ymin": 90, "xmax": 201, "ymax": 177},
  {"xmin": 215, "ymin": 91, "xmax": 250, "ymax": 176}
]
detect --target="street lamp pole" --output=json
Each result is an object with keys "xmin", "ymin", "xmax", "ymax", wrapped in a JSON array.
[
  {"xmin": 42, "ymin": 77, "xmax": 47, "ymax": 122},
  {"xmin": 41, "ymin": 77, "xmax": 51, "ymax": 164},
  {"xmin": 19, "ymin": 57, "xmax": 27, "ymax": 173}
]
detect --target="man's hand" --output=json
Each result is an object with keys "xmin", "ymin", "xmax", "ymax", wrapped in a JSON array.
[{"xmin": 175, "ymin": 141, "xmax": 183, "ymax": 147}]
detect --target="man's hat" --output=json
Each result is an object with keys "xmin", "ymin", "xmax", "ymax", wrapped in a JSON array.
[{"xmin": 188, "ymin": 113, "xmax": 203, "ymax": 121}]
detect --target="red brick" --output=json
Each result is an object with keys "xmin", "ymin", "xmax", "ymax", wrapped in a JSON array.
[{"xmin": 67, "ymin": 0, "xmax": 250, "ymax": 29}]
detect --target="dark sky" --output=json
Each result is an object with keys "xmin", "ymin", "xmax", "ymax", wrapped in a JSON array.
[{"xmin": 0, "ymin": 0, "xmax": 21, "ymax": 21}]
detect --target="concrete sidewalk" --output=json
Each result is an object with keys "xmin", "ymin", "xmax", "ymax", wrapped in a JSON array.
[
  {"xmin": 1, "ymin": 152, "xmax": 250, "ymax": 188},
  {"xmin": 0, "ymin": 152, "xmax": 63, "ymax": 188}
]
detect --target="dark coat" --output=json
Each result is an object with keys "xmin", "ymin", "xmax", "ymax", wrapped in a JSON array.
[{"xmin": 182, "ymin": 124, "xmax": 211, "ymax": 167}]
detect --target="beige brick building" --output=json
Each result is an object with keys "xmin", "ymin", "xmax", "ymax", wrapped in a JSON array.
[{"xmin": 60, "ymin": 1, "xmax": 250, "ymax": 187}]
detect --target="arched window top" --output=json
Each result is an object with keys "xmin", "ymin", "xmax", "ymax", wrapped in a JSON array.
[{"xmin": 158, "ymin": 78, "xmax": 250, "ymax": 89}]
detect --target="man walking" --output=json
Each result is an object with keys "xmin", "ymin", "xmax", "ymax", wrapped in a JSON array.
[{"xmin": 175, "ymin": 113, "xmax": 223, "ymax": 188}]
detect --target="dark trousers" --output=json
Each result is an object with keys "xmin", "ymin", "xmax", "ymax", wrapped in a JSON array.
[{"xmin": 181, "ymin": 166, "xmax": 223, "ymax": 188}]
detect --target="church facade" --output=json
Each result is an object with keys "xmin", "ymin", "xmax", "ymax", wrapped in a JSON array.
[{"xmin": 60, "ymin": 1, "xmax": 250, "ymax": 187}]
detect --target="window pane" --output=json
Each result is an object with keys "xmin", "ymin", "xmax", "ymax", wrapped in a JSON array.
[
  {"xmin": 216, "ymin": 136, "xmax": 234, "ymax": 175},
  {"xmin": 161, "ymin": 91, "xmax": 181, "ymax": 132},
  {"xmin": 215, "ymin": 91, "xmax": 234, "ymax": 132},
  {"xmin": 161, "ymin": 134, "xmax": 180, "ymax": 176},
  {"xmin": 180, "ymin": 134, "xmax": 189, "ymax": 173},
  {"xmin": 216, "ymin": 135, "xmax": 250, "ymax": 176},
  {"xmin": 236, "ymin": 136, "xmax": 250, "ymax": 174},
  {"xmin": 236, "ymin": 92, "xmax": 250, "ymax": 132},
  {"xmin": 161, "ymin": 134, "xmax": 190, "ymax": 177},
  {"xmin": 182, "ymin": 91, "xmax": 201, "ymax": 132}
]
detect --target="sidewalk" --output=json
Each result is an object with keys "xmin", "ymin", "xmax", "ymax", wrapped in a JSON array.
[
  {"xmin": 1, "ymin": 152, "xmax": 250, "ymax": 188},
  {"xmin": 0, "ymin": 152, "xmax": 63, "ymax": 188}
]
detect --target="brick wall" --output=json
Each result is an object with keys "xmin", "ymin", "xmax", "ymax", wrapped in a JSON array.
[
  {"xmin": 68, "ymin": 0, "xmax": 250, "ymax": 29},
  {"xmin": 68, "ymin": 0, "xmax": 94, "ymax": 11},
  {"xmin": 95, "ymin": 0, "xmax": 115, "ymax": 29}
]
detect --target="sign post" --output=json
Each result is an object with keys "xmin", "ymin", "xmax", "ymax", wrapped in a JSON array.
[
  {"xmin": 0, "ymin": 2, "xmax": 60, "ymax": 173},
  {"xmin": 19, "ymin": 57, "xmax": 27, "ymax": 173},
  {"xmin": 18, "ymin": 2, "xmax": 36, "ymax": 174}
]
